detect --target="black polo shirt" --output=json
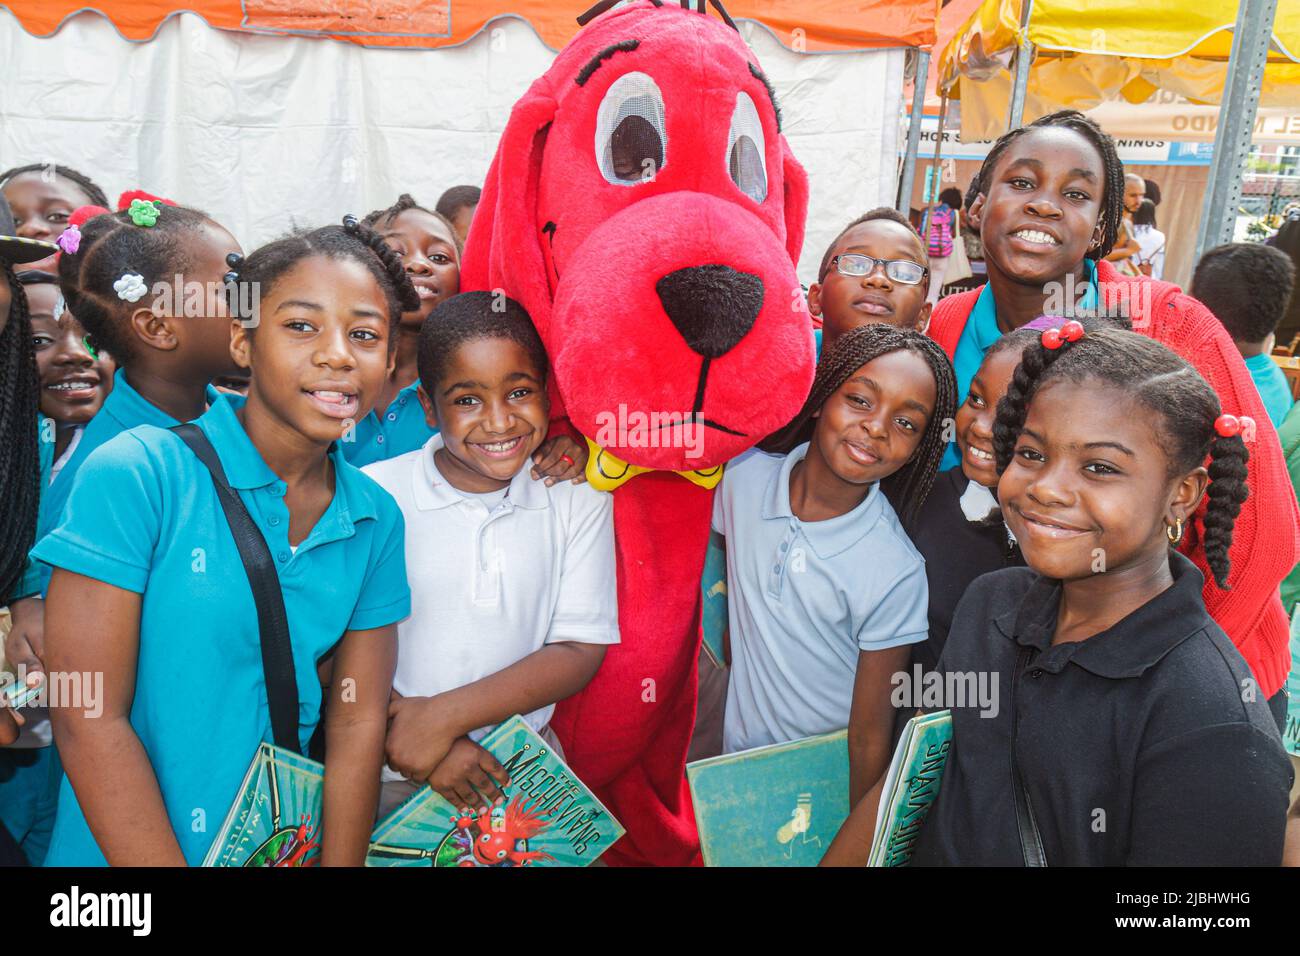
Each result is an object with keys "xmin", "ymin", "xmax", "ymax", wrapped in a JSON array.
[
  {"xmin": 911, "ymin": 551, "xmax": 1292, "ymax": 866},
  {"xmin": 906, "ymin": 467, "xmax": 1022, "ymax": 672}
]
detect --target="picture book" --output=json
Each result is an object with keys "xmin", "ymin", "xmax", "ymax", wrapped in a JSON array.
[
  {"xmin": 686, "ymin": 729, "xmax": 848, "ymax": 866},
  {"xmin": 366, "ymin": 716, "xmax": 624, "ymax": 867},
  {"xmin": 203, "ymin": 743, "xmax": 324, "ymax": 867},
  {"xmin": 868, "ymin": 709, "xmax": 953, "ymax": 867}
]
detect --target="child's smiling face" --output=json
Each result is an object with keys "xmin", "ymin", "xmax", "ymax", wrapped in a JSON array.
[
  {"xmin": 27, "ymin": 282, "xmax": 115, "ymax": 424},
  {"xmin": 971, "ymin": 127, "xmax": 1105, "ymax": 288},
  {"xmin": 232, "ymin": 255, "xmax": 394, "ymax": 446},
  {"xmin": 419, "ymin": 335, "xmax": 550, "ymax": 493},
  {"xmin": 955, "ymin": 346, "xmax": 1023, "ymax": 487},
  {"xmin": 809, "ymin": 220, "xmax": 931, "ymax": 348},
  {"xmin": 3, "ymin": 172, "xmax": 95, "ymax": 271},
  {"xmin": 810, "ymin": 349, "xmax": 935, "ymax": 487},
  {"xmin": 375, "ymin": 209, "xmax": 460, "ymax": 330},
  {"xmin": 997, "ymin": 380, "xmax": 1197, "ymax": 581}
]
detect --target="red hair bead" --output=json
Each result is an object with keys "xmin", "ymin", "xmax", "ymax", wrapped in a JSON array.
[
  {"xmin": 1041, "ymin": 328, "xmax": 1063, "ymax": 350},
  {"xmin": 1060, "ymin": 320, "xmax": 1085, "ymax": 342},
  {"xmin": 1214, "ymin": 414, "xmax": 1240, "ymax": 437}
]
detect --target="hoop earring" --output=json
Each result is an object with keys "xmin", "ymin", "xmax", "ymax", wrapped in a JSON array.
[{"xmin": 1166, "ymin": 517, "xmax": 1184, "ymax": 545}]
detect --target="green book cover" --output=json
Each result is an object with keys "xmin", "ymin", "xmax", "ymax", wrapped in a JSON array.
[
  {"xmin": 366, "ymin": 716, "xmax": 624, "ymax": 867},
  {"xmin": 700, "ymin": 532, "xmax": 727, "ymax": 668},
  {"xmin": 868, "ymin": 710, "xmax": 953, "ymax": 867},
  {"xmin": 686, "ymin": 729, "xmax": 848, "ymax": 867},
  {"xmin": 203, "ymin": 743, "xmax": 324, "ymax": 867}
]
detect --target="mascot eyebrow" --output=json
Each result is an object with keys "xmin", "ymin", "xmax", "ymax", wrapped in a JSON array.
[{"xmin": 571, "ymin": 9, "xmax": 783, "ymax": 132}]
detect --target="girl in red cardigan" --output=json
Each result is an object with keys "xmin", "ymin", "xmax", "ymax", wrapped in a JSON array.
[{"xmin": 929, "ymin": 109, "xmax": 1300, "ymax": 720}]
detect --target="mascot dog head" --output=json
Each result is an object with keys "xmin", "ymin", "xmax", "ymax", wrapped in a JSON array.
[{"xmin": 463, "ymin": 0, "xmax": 815, "ymax": 471}]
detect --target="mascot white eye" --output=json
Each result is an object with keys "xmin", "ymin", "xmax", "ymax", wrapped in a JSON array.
[
  {"xmin": 727, "ymin": 91, "xmax": 767, "ymax": 203},
  {"xmin": 596, "ymin": 72, "xmax": 667, "ymax": 185}
]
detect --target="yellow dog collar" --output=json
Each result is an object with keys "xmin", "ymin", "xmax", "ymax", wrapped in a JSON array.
[{"xmin": 584, "ymin": 437, "xmax": 723, "ymax": 492}]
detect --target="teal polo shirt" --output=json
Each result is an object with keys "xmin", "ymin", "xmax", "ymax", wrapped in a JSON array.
[
  {"xmin": 13, "ymin": 417, "xmax": 56, "ymax": 601},
  {"xmin": 341, "ymin": 379, "xmax": 438, "ymax": 467},
  {"xmin": 19, "ymin": 369, "xmax": 219, "ymax": 600},
  {"xmin": 32, "ymin": 393, "xmax": 410, "ymax": 866},
  {"xmin": 1246, "ymin": 352, "xmax": 1294, "ymax": 429}
]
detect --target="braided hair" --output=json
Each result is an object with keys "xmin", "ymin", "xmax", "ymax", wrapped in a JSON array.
[
  {"xmin": 760, "ymin": 323, "xmax": 957, "ymax": 529},
  {"xmin": 0, "ymin": 263, "xmax": 42, "ymax": 603},
  {"xmin": 363, "ymin": 193, "xmax": 463, "ymax": 257},
  {"xmin": 991, "ymin": 325, "xmax": 1247, "ymax": 588},
  {"xmin": 55, "ymin": 204, "xmax": 215, "ymax": 364},
  {"xmin": 0, "ymin": 164, "xmax": 110, "ymax": 209},
  {"xmin": 969, "ymin": 109, "xmax": 1125, "ymax": 261},
  {"xmin": 228, "ymin": 215, "xmax": 421, "ymax": 343}
]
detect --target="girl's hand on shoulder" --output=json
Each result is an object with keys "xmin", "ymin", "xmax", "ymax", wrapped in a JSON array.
[
  {"xmin": 426, "ymin": 737, "xmax": 511, "ymax": 810},
  {"xmin": 385, "ymin": 695, "xmax": 457, "ymax": 782},
  {"xmin": 531, "ymin": 435, "xmax": 588, "ymax": 486}
]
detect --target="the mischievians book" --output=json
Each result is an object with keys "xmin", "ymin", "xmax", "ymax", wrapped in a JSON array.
[
  {"xmin": 366, "ymin": 716, "xmax": 624, "ymax": 867},
  {"xmin": 203, "ymin": 744, "xmax": 324, "ymax": 867},
  {"xmin": 686, "ymin": 729, "xmax": 849, "ymax": 866},
  {"xmin": 867, "ymin": 709, "xmax": 953, "ymax": 867}
]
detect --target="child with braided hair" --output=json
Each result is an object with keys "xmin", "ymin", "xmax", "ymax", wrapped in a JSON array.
[
  {"xmin": 711, "ymin": 324, "xmax": 955, "ymax": 804},
  {"xmin": 31, "ymin": 216, "xmax": 417, "ymax": 865},
  {"xmin": 928, "ymin": 108, "xmax": 1300, "ymax": 729},
  {"xmin": 825, "ymin": 322, "xmax": 1292, "ymax": 866},
  {"xmin": 5, "ymin": 202, "xmax": 243, "ymax": 717}
]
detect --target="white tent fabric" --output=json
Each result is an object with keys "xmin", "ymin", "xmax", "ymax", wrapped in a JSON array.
[{"xmin": 0, "ymin": 10, "xmax": 904, "ymax": 286}]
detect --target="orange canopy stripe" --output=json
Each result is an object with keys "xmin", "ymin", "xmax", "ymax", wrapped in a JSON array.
[{"xmin": 2, "ymin": 0, "xmax": 938, "ymax": 52}]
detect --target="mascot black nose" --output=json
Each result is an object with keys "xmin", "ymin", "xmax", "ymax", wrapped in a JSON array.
[{"xmin": 655, "ymin": 265, "xmax": 764, "ymax": 358}]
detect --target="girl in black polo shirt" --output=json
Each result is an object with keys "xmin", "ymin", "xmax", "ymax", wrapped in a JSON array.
[{"xmin": 827, "ymin": 323, "xmax": 1292, "ymax": 866}]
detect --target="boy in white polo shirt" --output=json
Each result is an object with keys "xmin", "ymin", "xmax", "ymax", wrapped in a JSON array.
[{"xmin": 364, "ymin": 292, "xmax": 618, "ymax": 814}]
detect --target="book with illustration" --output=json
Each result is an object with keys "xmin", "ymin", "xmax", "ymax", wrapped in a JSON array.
[
  {"xmin": 203, "ymin": 744, "xmax": 324, "ymax": 867},
  {"xmin": 868, "ymin": 709, "xmax": 953, "ymax": 867},
  {"xmin": 686, "ymin": 729, "xmax": 848, "ymax": 866},
  {"xmin": 366, "ymin": 716, "xmax": 623, "ymax": 867}
]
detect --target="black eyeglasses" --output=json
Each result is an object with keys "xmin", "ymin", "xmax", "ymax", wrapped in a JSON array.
[{"xmin": 830, "ymin": 253, "xmax": 928, "ymax": 285}]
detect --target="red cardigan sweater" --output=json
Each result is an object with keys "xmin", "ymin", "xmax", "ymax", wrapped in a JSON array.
[{"xmin": 929, "ymin": 260, "xmax": 1300, "ymax": 698}]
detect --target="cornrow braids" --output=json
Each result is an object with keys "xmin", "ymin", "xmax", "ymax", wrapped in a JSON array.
[
  {"xmin": 760, "ymin": 323, "xmax": 957, "ymax": 529},
  {"xmin": 970, "ymin": 109, "xmax": 1124, "ymax": 260},
  {"xmin": 230, "ymin": 216, "xmax": 421, "ymax": 342},
  {"xmin": 363, "ymin": 194, "xmax": 463, "ymax": 256},
  {"xmin": 55, "ymin": 204, "xmax": 213, "ymax": 364},
  {"xmin": 991, "ymin": 325, "xmax": 1247, "ymax": 588},
  {"xmin": 0, "ymin": 264, "xmax": 42, "ymax": 603},
  {"xmin": 0, "ymin": 164, "xmax": 110, "ymax": 209}
]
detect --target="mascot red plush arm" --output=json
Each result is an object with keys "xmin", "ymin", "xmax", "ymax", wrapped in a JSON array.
[{"xmin": 462, "ymin": 0, "xmax": 814, "ymax": 866}]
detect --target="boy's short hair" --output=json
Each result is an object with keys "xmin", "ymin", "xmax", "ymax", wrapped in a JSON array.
[
  {"xmin": 435, "ymin": 185, "xmax": 482, "ymax": 220},
  {"xmin": 1191, "ymin": 242, "xmax": 1296, "ymax": 344},
  {"xmin": 817, "ymin": 207, "xmax": 925, "ymax": 283},
  {"xmin": 417, "ymin": 290, "xmax": 549, "ymax": 394}
]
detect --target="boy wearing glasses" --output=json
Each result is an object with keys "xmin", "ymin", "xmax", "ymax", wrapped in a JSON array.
[{"xmin": 808, "ymin": 208, "xmax": 932, "ymax": 354}]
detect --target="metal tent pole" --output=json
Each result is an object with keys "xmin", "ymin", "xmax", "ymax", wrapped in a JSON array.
[
  {"xmin": 1008, "ymin": 0, "xmax": 1035, "ymax": 129},
  {"xmin": 897, "ymin": 48, "xmax": 931, "ymax": 213},
  {"xmin": 1194, "ymin": 0, "xmax": 1279, "ymax": 259}
]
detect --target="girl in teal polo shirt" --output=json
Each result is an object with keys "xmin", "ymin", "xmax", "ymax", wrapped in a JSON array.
[{"xmin": 34, "ymin": 217, "xmax": 417, "ymax": 865}]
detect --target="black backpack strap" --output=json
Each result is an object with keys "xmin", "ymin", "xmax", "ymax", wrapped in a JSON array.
[
  {"xmin": 172, "ymin": 423, "xmax": 301, "ymax": 754},
  {"xmin": 1010, "ymin": 643, "xmax": 1047, "ymax": 867}
]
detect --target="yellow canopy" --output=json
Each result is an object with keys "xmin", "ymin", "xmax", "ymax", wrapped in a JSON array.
[{"xmin": 939, "ymin": 0, "xmax": 1300, "ymax": 140}]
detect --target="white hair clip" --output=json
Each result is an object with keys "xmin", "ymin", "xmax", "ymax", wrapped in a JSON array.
[{"xmin": 113, "ymin": 273, "xmax": 148, "ymax": 303}]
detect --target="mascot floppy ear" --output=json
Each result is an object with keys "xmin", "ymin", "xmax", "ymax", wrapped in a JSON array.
[
  {"xmin": 461, "ymin": 77, "xmax": 560, "ymax": 340},
  {"xmin": 780, "ymin": 135, "xmax": 809, "ymax": 269}
]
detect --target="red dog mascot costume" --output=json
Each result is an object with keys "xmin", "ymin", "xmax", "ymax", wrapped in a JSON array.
[{"xmin": 462, "ymin": 0, "xmax": 815, "ymax": 866}]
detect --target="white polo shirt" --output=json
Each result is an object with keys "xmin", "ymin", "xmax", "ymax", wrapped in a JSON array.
[
  {"xmin": 713, "ymin": 443, "xmax": 928, "ymax": 754},
  {"xmin": 363, "ymin": 435, "xmax": 619, "ymax": 778}
]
